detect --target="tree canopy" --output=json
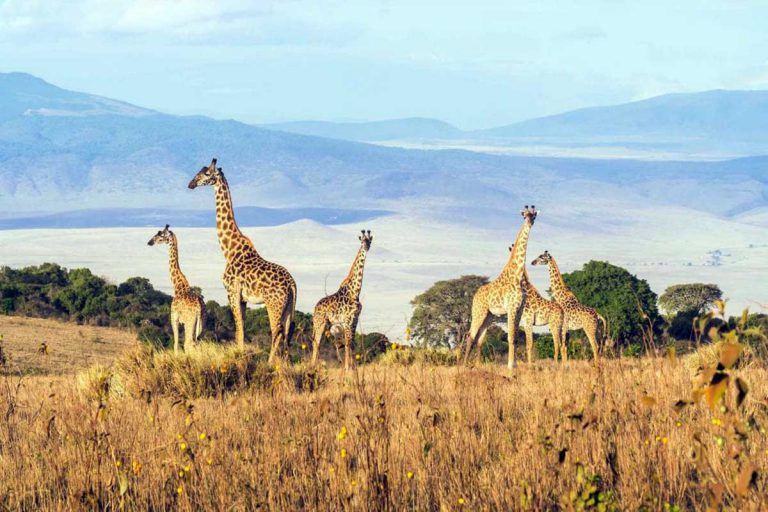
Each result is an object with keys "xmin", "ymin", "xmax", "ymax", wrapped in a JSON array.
[
  {"xmin": 408, "ymin": 275, "xmax": 490, "ymax": 348},
  {"xmin": 659, "ymin": 283, "xmax": 723, "ymax": 315},
  {"xmin": 560, "ymin": 260, "xmax": 659, "ymax": 344}
]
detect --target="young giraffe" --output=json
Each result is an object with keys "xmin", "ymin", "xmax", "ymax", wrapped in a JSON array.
[
  {"xmin": 464, "ymin": 205, "xmax": 537, "ymax": 369},
  {"xmin": 531, "ymin": 251, "xmax": 607, "ymax": 360},
  {"xmin": 507, "ymin": 245, "xmax": 566, "ymax": 363},
  {"xmin": 147, "ymin": 225, "xmax": 205, "ymax": 353},
  {"xmin": 188, "ymin": 159, "xmax": 297, "ymax": 363},
  {"xmin": 311, "ymin": 230, "xmax": 373, "ymax": 370}
]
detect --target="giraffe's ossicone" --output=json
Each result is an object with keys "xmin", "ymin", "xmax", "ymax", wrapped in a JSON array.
[
  {"xmin": 188, "ymin": 158, "xmax": 297, "ymax": 364},
  {"xmin": 148, "ymin": 225, "xmax": 205, "ymax": 353},
  {"xmin": 311, "ymin": 230, "xmax": 373, "ymax": 371}
]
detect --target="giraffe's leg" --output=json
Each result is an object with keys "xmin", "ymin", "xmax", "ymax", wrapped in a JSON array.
[
  {"xmin": 184, "ymin": 317, "xmax": 195, "ymax": 351},
  {"xmin": 227, "ymin": 287, "xmax": 246, "ymax": 348},
  {"xmin": 586, "ymin": 320, "xmax": 600, "ymax": 362},
  {"xmin": 311, "ymin": 311, "xmax": 327, "ymax": 364},
  {"xmin": 267, "ymin": 300, "xmax": 286, "ymax": 365},
  {"xmin": 342, "ymin": 325, "xmax": 353, "ymax": 371},
  {"xmin": 551, "ymin": 311, "xmax": 563, "ymax": 364},
  {"xmin": 347, "ymin": 315, "xmax": 359, "ymax": 370},
  {"xmin": 507, "ymin": 299, "xmax": 525, "ymax": 370},
  {"xmin": 561, "ymin": 328, "xmax": 569, "ymax": 362},
  {"xmin": 524, "ymin": 316, "xmax": 534, "ymax": 364},
  {"xmin": 465, "ymin": 302, "xmax": 492, "ymax": 364},
  {"xmin": 280, "ymin": 298, "xmax": 294, "ymax": 359},
  {"xmin": 195, "ymin": 302, "xmax": 204, "ymax": 341},
  {"xmin": 171, "ymin": 311, "xmax": 180, "ymax": 354}
]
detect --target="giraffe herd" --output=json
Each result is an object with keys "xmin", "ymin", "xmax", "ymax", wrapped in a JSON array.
[{"xmin": 149, "ymin": 158, "xmax": 606, "ymax": 368}]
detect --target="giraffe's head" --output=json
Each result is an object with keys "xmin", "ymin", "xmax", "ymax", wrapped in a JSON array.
[
  {"xmin": 521, "ymin": 204, "xmax": 538, "ymax": 226},
  {"xmin": 147, "ymin": 224, "xmax": 174, "ymax": 246},
  {"xmin": 359, "ymin": 229, "xmax": 374, "ymax": 251},
  {"xmin": 531, "ymin": 250, "xmax": 552, "ymax": 266},
  {"xmin": 188, "ymin": 158, "xmax": 223, "ymax": 189}
]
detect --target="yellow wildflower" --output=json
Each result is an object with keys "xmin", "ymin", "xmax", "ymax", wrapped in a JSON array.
[
  {"xmin": 712, "ymin": 418, "xmax": 722, "ymax": 426},
  {"xmin": 406, "ymin": 471, "xmax": 414, "ymax": 480},
  {"xmin": 340, "ymin": 448, "xmax": 347, "ymax": 459},
  {"xmin": 199, "ymin": 432, "xmax": 206, "ymax": 441},
  {"xmin": 177, "ymin": 485, "xmax": 183, "ymax": 495},
  {"xmin": 458, "ymin": 498, "xmax": 465, "ymax": 505},
  {"xmin": 180, "ymin": 441, "xmax": 188, "ymax": 451},
  {"xmin": 132, "ymin": 461, "xmax": 142, "ymax": 476},
  {"xmin": 337, "ymin": 426, "xmax": 348, "ymax": 441}
]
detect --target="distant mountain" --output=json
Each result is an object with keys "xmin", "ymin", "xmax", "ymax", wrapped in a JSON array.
[
  {"xmin": 0, "ymin": 72, "xmax": 154, "ymax": 121},
  {"xmin": 0, "ymin": 72, "xmax": 766, "ymax": 223},
  {"xmin": 261, "ymin": 117, "xmax": 462, "ymax": 142},
  {"xmin": 479, "ymin": 90, "xmax": 768, "ymax": 149}
]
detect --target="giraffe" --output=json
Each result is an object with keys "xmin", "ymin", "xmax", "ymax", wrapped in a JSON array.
[
  {"xmin": 147, "ymin": 225, "xmax": 205, "ymax": 353},
  {"xmin": 311, "ymin": 230, "xmax": 373, "ymax": 370},
  {"xmin": 188, "ymin": 159, "xmax": 297, "ymax": 363},
  {"xmin": 531, "ymin": 251, "xmax": 607, "ymax": 360},
  {"xmin": 464, "ymin": 205, "xmax": 537, "ymax": 369},
  {"xmin": 507, "ymin": 245, "xmax": 567, "ymax": 363}
]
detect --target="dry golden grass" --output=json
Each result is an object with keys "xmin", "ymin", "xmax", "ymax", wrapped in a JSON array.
[
  {"xmin": 0, "ymin": 316, "xmax": 137, "ymax": 375},
  {"xmin": 2, "ymin": 351, "xmax": 767, "ymax": 510}
]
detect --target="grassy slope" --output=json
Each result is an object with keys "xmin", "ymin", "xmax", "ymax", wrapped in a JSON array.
[
  {"xmin": 0, "ymin": 316, "xmax": 136, "ymax": 375},
  {"xmin": 1, "ymin": 356, "xmax": 767, "ymax": 509}
]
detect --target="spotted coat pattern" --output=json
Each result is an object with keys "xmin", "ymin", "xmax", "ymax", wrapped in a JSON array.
[{"xmin": 189, "ymin": 159, "xmax": 297, "ymax": 364}]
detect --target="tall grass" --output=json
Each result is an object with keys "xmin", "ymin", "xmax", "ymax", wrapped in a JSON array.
[{"xmin": 1, "ymin": 352, "xmax": 766, "ymax": 510}]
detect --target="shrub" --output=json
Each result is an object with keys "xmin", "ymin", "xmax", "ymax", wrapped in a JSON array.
[
  {"xmin": 375, "ymin": 346, "xmax": 458, "ymax": 366},
  {"xmin": 114, "ymin": 344, "xmax": 326, "ymax": 398}
]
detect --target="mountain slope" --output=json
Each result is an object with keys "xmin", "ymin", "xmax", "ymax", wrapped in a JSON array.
[
  {"xmin": 481, "ymin": 90, "xmax": 768, "ymax": 144},
  {"xmin": 262, "ymin": 117, "xmax": 462, "ymax": 142},
  {"xmin": 0, "ymin": 72, "xmax": 154, "ymax": 121},
  {"xmin": 0, "ymin": 72, "xmax": 766, "ymax": 221}
]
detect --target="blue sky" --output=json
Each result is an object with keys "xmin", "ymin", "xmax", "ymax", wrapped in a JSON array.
[{"xmin": 1, "ymin": 0, "xmax": 766, "ymax": 128}]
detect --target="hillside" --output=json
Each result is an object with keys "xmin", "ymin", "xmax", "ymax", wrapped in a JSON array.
[
  {"xmin": 477, "ymin": 90, "xmax": 768, "ymax": 153},
  {"xmin": 2, "ymin": 72, "xmax": 766, "ymax": 220},
  {"xmin": 0, "ymin": 315, "xmax": 136, "ymax": 374}
]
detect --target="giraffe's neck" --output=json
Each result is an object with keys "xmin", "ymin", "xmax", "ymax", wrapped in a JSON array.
[
  {"xmin": 168, "ymin": 235, "xmax": 191, "ymax": 293},
  {"xmin": 213, "ymin": 175, "xmax": 255, "ymax": 261},
  {"xmin": 500, "ymin": 219, "xmax": 532, "ymax": 284},
  {"xmin": 547, "ymin": 257, "xmax": 576, "ymax": 303},
  {"xmin": 340, "ymin": 245, "xmax": 368, "ymax": 298}
]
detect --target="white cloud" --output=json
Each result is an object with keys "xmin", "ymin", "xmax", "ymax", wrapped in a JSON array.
[{"xmin": 0, "ymin": 0, "xmax": 355, "ymax": 45}]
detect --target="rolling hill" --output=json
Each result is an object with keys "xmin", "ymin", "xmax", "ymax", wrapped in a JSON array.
[{"xmin": 0, "ymin": 72, "xmax": 767, "ymax": 224}]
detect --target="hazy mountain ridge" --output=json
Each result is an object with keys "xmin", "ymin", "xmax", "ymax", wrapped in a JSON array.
[{"xmin": 0, "ymin": 72, "xmax": 766, "ymax": 223}]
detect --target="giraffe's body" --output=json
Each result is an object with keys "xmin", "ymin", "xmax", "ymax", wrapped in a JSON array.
[
  {"xmin": 531, "ymin": 251, "xmax": 606, "ymax": 360},
  {"xmin": 148, "ymin": 226, "xmax": 205, "ymax": 353},
  {"xmin": 189, "ymin": 159, "xmax": 297, "ymax": 363},
  {"xmin": 520, "ymin": 271, "xmax": 566, "ymax": 363},
  {"xmin": 465, "ymin": 206, "xmax": 537, "ymax": 369},
  {"xmin": 311, "ymin": 230, "xmax": 373, "ymax": 370}
]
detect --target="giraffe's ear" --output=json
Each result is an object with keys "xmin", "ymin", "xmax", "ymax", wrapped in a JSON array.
[{"xmin": 217, "ymin": 168, "xmax": 222, "ymax": 172}]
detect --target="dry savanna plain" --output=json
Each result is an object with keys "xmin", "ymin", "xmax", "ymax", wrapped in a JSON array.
[{"xmin": 1, "ymin": 315, "xmax": 767, "ymax": 511}]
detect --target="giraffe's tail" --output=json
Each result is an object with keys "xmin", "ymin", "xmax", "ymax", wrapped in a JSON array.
[
  {"xmin": 285, "ymin": 279, "xmax": 298, "ymax": 346},
  {"xmin": 597, "ymin": 313, "xmax": 608, "ymax": 344},
  {"xmin": 197, "ymin": 298, "xmax": 206, "ymax": 339}
]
